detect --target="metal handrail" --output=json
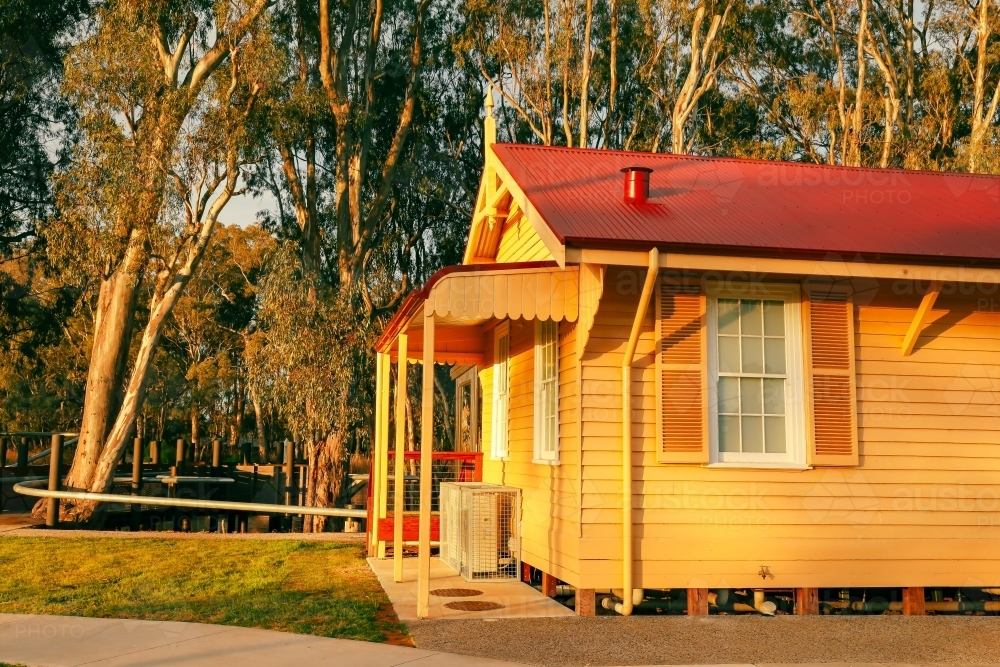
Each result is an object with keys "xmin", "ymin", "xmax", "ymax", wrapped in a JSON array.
[
  {"xmin": 24, "ymin": 437, "xmax": 80, "ymax": 465},
  {"xmin": 13, "ymin": 479, "xmax": 367, "ymax": 518}
]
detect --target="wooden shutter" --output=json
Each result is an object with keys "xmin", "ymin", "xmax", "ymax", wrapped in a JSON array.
[
  {"xmin": 656, "ymin": 276, "xmax": 708, "ymax": 463},
  {"xmin": 804, "ymin": 285, "xmax": 859, "ymax": 466}
]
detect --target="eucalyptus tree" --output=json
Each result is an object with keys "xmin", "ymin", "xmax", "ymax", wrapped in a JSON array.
[
  {"xmin": 0, "ymin": 0, "xmax": 90, "ymax": 398},
  {"xmin": 456, "ymin": 0, "xmax": 738, "ymax": 153},
  {"xmin": 0, "ymin": 0, "xmax": 88, "ymax": 253},
  {"xmin": 242, "ymin": 0, "xmax": 480, "ymax": 528},
  {"xmin": 44, "ymin": 0, "xmax": 277, "ymax": 523}
]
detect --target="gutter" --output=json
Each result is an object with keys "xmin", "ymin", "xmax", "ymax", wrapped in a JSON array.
[{"xmin": 618, "ymin": 247, "xmax": 658, "ymax": 616}]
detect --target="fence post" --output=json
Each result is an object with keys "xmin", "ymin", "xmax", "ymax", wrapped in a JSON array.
[
  {"xmin": 131, "ymin": 437, "xmax": 143, "ymax": 531},
  {"xmin": 176, "ymin": 439, "xmax": 186, "ymax": 475},
  {"xmin": 45, "ymin": 434, "xmax": 63, "ymax": 528},
  {"xmin": 17, "ymin": 437, "xmax": 28, "ymax": 468},
  {"xmin": 211, "ymin": 439, "xmax": 221, "ymax": 476},
  {"xmin": 150, "ymin": 440, "xmax": 160, "ymax": 464},
  {"xmin": 282, "ymin": 439, "xmax": 294, "ymax": 531},
  {"xmin": 0, "ymin": 437, "xmax": 7, "ymax": 467},
  {"xmin": 284, "ymin": 440, "xmax": 294, "ymax": 506}
]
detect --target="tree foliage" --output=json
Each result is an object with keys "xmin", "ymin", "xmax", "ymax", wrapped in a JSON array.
[{"xmin": 11, "ymin": 0, "xmax": 1000, "ymax": 526}]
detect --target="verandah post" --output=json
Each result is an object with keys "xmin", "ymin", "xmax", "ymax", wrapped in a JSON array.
[
  {"xmin": 371, "ymin": 352, "xmax": 385, "ymax": 557},
  {"xmin": 417, "ymin": 309, "xmax": 435, "ymax": 619},
  {"xmin": 393, "ymin": 331, "xmax": 408, "ymax": 583},
  {"xmin": 377, "ymin": 355, "xmax": 391, "ymax": 557}
]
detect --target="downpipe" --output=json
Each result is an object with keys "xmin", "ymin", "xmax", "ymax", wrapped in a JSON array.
[
  {"xmin": 620, "ymin": 248, "xmax": 659, "ymax": 616},
  {"xmin": 602, "ymin": 589, "xmax": 646, "ymax": 614}
]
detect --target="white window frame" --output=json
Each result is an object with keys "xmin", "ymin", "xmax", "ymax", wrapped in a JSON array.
[
  {"xmin": 706, "ymin": 282, "xmax": 808, "ymax": 469},
  {"xmin": 491, "ymin": 321, "xmax": 511, "ymax": 460},
  {"xmin": 533, "ymin": 319, "xmax": 560, "ymax": 464}
]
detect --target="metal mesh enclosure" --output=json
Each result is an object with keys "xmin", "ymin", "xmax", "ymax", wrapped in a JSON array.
[{"xmin": 440, "ymin": 482, "xmax": 520, "ymax": 582}]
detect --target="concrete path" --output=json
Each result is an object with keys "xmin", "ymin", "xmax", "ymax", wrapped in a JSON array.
[
  {"xmin": 0, "ymin": 614, "xmax": 523, "ymax": 667},
  {"xmin": 0, "ymin": 614, "xmax": 989, "ymax": 667},
  {"xmin": 368, "ymin": 556, "xmax": 574, "ymax": 622}
]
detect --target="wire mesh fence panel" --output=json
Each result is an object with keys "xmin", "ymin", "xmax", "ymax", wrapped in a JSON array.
[
  {"xmin": 386, "ymin": 457, "xmax": 480, "ymax": 513},
  {"xmin": 440, "ymin": 482, "xmax": 520, "ymax": 582}
]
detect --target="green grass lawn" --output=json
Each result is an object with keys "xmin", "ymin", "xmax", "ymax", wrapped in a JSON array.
[{"xmin": 0, "ymin": 537, "xmax": 405, "ymax": 643}]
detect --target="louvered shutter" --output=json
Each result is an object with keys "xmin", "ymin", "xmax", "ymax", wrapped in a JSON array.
[
  {"xmin": 804, "ymin": 285, "xmax": 859, "ymax": 466},
  {"xmin": 656, "ymin": 276, "xmax": 708, "ymax": 463}
]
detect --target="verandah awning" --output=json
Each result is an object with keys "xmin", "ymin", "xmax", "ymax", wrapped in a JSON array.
[{"xmin": 375, "ymin": 261, "xmax": 580, "ymax": 364}]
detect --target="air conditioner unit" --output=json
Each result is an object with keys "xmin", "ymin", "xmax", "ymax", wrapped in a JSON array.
[{"xmin": 440, "ymin": 482, "xmax": 520, "ymax": 582}]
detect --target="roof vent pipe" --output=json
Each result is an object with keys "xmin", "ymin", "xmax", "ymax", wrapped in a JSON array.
[{"xmin": 621, "ymin": 166, "xmax": 653, "ymax": 203}]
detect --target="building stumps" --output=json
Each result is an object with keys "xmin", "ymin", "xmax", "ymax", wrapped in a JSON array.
[
  {"xmin": 576, "ymin": 589, "xmax": 596, "ymax": 616},
  {"xmin": 796, "ymin": 588, "xmax": 819, "ymax": 615},
  {"xmin": 903, "ymin": 587, "xmax": 926, "ymax": 615},
  {"xmin": 687, "ymin": 588, "xmax": 709, "ymax": 615}
]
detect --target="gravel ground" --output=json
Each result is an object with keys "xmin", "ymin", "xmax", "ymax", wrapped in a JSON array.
[
  {"xmin": 0, "ymin": 527, "xmax": 366, "ymax": 541},
  {"xmin": 408, "ymin": 615, "xmax": 1000, "ymax": 666}
]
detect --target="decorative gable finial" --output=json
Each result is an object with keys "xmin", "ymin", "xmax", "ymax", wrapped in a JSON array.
[{"xmin": 484, "ymin": 88, "xmax": 496, "ymax": 163}]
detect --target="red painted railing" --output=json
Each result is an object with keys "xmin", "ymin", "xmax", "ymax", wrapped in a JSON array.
[{"xmin": 367, "ymin": 451, "xmax": 482, "ymax": 544}]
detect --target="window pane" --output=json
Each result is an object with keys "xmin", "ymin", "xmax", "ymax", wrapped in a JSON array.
[
  {"xmin": 718, "ymin": 299, "xmax": 740, "ymax": 334},
  {"xmin": 763, "ymin": 378, "xmax": 785, "ymax": 415},
  {"xmin": 719, "ymin": 336, "xmax": 740, "ymax": 373},
  {"xmin": 497, "ymin": 395, "xmax": 508, "ymax": 452},
  {"xmin": 763, "ymin": 301, "xmax": 785, "ymax": 336},
  {"xmin": 459, "ymin": 383, "xmax": 473, "ymax": 451},
  {"xmin": 741, "ymin": 336, "xmax": 764, "ymax": 374},
  {"xmin": 740, "ymin": 377, "xmax": 762, "ymax": 414},
  {"xmin": 540, "ymin": 320, "xmax": 558, "ymax": 382},
  {"xmin": 741, "ymin": 416, "xmax": 764, "ymax": 453},
  {"xmin": 740, "ymin": 300, "xmax": 763, "ymax": 335},
  {"xmin": 719, "ymin": 415, "xmax": 740, "ymax": 452},
  {"xmin": 547, "ymin": 412, "xmax": 557, "ymax": 452},
  {"xmin": 718, "ymin": 377, "xmax": 739, "ymax": 413},
  {"xmin": 498, "ymin": 335, "xmax": 509, "ymax": 392},
  {"xmin": 764, "ymin": 416, "xmax": 786, "ymax": 453},
  {"xmin": 535, "ymin": 320, "xmax": 560, "ymax": 460},
  {"xmin": 764, "ymin": 337, "xmax": 786, "ymax": 374}
]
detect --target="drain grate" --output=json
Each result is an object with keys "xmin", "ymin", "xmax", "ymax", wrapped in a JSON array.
[
  {"xmin": 430, "ymin": 588, "xmax": 483, "ymax": 597},
  {"xmin": 445, "ymin": 600, "xmax": 505, "ymax": 611}
]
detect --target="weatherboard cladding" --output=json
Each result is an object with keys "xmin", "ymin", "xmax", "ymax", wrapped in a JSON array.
[{"xmin": 491, "ymin": 143, "xmax": 1000, "ymax": 263}]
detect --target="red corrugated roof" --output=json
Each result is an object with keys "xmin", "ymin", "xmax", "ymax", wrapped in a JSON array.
[{"xmin": 492, "ymin": 144, "xmax": 1000, "ymax": 264}]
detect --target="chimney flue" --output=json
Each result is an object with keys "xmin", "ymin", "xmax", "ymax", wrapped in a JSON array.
[{"xmin": 621, "ymin": 166, "xmax": 653, "ymax": 203}]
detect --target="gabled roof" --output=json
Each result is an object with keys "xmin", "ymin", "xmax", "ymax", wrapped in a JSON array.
[{"xmin": 490, "ymin": 144, "xmax": 1000, "ymax": 265}]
